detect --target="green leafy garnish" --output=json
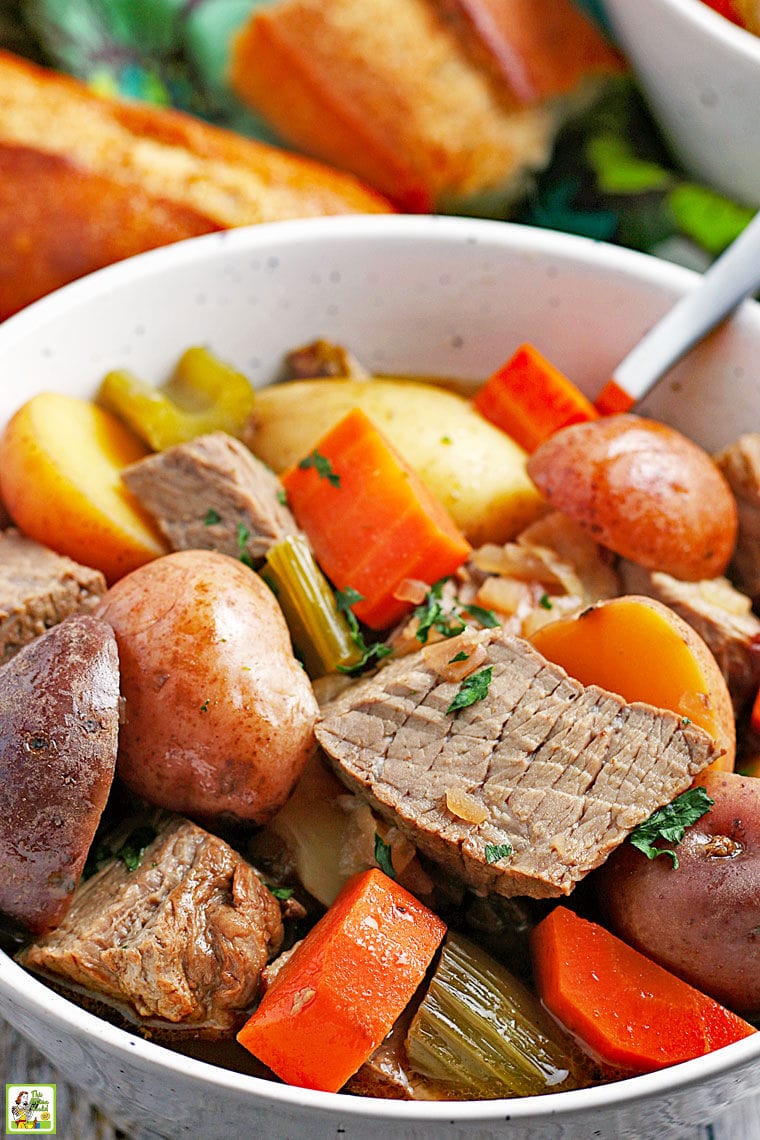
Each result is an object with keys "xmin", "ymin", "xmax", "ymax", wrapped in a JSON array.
[
  {"xmin": 267, "ymin": 884, "xmax": 294, "ymax": 901},
  {"xmin": 298, "ymin": 449, "xmax": 340, "ymax": 487},
  {"xmin": 204, "ymin": 507, "xmax": 221, "ymax": 526},
  {"xmin": 448, "ymin": 650, "xmax": 469, "ymax": 664},
  {"xmin": 485, "ymin": 842, "xmax": 513, "ymax": 864},
  {"xmin": 460, "ymin": 602, "xmax": 499, "ymax": 628},
  {"xmin": 276, "ymin": 488, "xmax": 288, "ymax": 506},
  {"xmin": 335, "ymin": 587, "xmax": 392, "ymax": 673},
  {"xmin": 236, "ymin": 521, "xmax": 255, "ymax": 568},
  {"xmin": 374, "ymin": 833, "xmax": 396, "ymax": 879},
  {"xmin": 414, "ymin": 579, "xmax": 466, "ymax": 644},
  {"xmin": 117, "ymin": 825, "xmax": 158, "ymax": 872},
  {"xmin": 447, "ymin": 666, "xmax": 493, "ymax": 715},
  {"xmin": 199, "ymin": 699, "xmax": 210, "ymax": 712},
  {"xmin": 539, "ymin": 593, "xmax": 553, "ymax": 611},
  {"xmin": 629, "ymin": 786, "xmax": 714, "ymax": 868}
]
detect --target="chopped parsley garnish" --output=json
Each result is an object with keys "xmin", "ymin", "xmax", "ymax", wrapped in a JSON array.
[
  {"xmin": 447, "ymin": 666, "xmax": 493, "ymax": 714},
  {"xmin": 485, "ymin": 842, "xmax": 513, "ymax": 864},
  {"xmin": 374, "ymin": 833, "xmax": 396, "ymax": 879},
  {"xmin": 335, "ymin": 586, "xmax": 393, "ymax": 673},
  {"xmin": 414, "ymin": 579, "xmax": 466, "ymax": 644},
  {"xmin": 539, "ymin": 593, "xmax": 553, "ymax": 610},
  {"xmin": 267, "ymin": 884, "xmax": 294, "ymax": 901},
  {"xmin": 236, "ymin": 521, "xmax": 255, "ymax": 568},
  {"xmin": 204, "ymin": 507, "xmax": 221, "ymax": 526},
  {"xmin": 117, "ymin": 826, "xmax": 158, "ymax": 872},
  {"xmin": 459, "ymin": 602, "xmax": 499, "ymax": 628},
  {"xmin": 199, "ymin": 699, "xmax": 210, "ymax": 713},
  {"xmin": 629, "ymin": 786, "xmax": 714, "ymax": 868},
  {"xmin": 448, "ymin": 650, "xmax": 469, "ymax": 664},
  {"xmin": 298, "ymin": 449, "xmax": 341, "ymax": 487},
  {"xmin": 276, "ymin": 488, "xmax": 288, "ymax": 506}
]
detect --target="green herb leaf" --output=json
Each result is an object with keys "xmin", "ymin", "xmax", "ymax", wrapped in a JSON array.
[
  {"xmin": 539, "ymin": 593, "xmax": 553, "ymax": 611},
  {"xmin": 117, "ymin": 825, "xmax": 158, "ymax": 873},
  {"xmin": 276, "ymin": 488, "xmax": 288, "ymax": 506},
  {"xmin": 447, "ymin": 666, "xmax": 493, "ymax": 715},
  {"xmin": 460, "ymin": 602, "xmax": 500, "ymax": 628},
  {"xmin": 374, "ymin": 833, "xmax": 396, "ymax": 879},
  {"xmin": 236, "ymin": 521, "xmax": 255, "ymax": 568},
  {"xmin": 267, "ymin": 884, "xmax": 294, "ymax": 901},
  {"xmin": 414, "ymin": 579, "xmax": 466, "ymax": 644},
  {"xmin": 485, "ymin": 842, "xmax": 513, "ymax": 864},
  {"xmin": 199, "ymin": 699, "xmax": 210, "ymax": 713},
  {"xmin": 629, "ymin": 786, "xmax": 714, "ymax": 868},
  {"xmin": 298, "ymin": 449, "xmax": 340, "ymax": 487},
  {"xmin": 448, "ymin": 650, "xmax": 469, "ymax": 664},
  {"xmin": 335, "ymin": 587, "xmax": 392, "ymax": 674},
  {"xmin": 204, "ymin": 507, "xmax": 221, "ymax": 526}
]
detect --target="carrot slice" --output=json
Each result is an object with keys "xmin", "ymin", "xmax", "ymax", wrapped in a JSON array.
[
  {"xmin": 474, "ymin": 342, "xmax": 599, "ymax": 452},
  {"xmin": 593, "ymin": 377, "xmax": 636, "ymax": 415},
  {"xmin": 280, "ymin": 407, "xmax": 471, "ymax": 629},
  {"xmin": 236, "ymin": 868, "xmax": 447, "ymax": 1091},
  {"xmin": 532, "ymin": 907, "xmax": 755, "ymax": 1074}
]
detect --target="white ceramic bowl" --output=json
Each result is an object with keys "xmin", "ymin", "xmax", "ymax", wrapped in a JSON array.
[
  {"xmin": 603, "ymin": 0, "xmax": 760, "ymax": 207},
  {"xmin": 2, "ymin": 214, "xmax": 760, "ymax": 1139}
]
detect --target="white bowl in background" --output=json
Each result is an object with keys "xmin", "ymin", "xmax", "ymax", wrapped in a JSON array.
[
  {"xmin": 1, "ymin": 214, "xmax": 760, "ymax": 1139},
  {"xmin": 603, "ymin": 0, "xmax": 760, "ymax": 208}
]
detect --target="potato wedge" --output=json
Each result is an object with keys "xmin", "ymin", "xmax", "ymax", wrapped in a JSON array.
[{"xmin": 243, "ymin": 378, "xmax": 546, "ymax": 545}]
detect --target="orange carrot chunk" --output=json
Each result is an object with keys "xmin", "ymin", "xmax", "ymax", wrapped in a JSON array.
[
  {"xmin": 280, "ymin": 407, "xmax": 471, "ymax": 629},
  {"xmin": 474, "ymin": 342, "xmax": 599, "ymax": 452},
  {"xmin": 236, "ymin": 868, "xmax": 447, "ymax": 1092},
  {"xmin": 594, "ymin": 377, "xmax": 636, "ymax": 416},
  {"xmin": 532, "ymin": 907, "xmax": 755, "ymax": 1074}
]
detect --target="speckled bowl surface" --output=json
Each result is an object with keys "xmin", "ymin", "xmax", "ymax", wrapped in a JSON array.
[
  {"xmin": 1, "ymin": 214, "xmax": 760, "ymax": 1139},
  {"xmin": 602, "ymin": 0, "xmax": 760, "ymax": 207}
]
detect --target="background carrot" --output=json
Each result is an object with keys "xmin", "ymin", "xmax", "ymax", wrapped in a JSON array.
[
  {"xmin": 281, "ymin": 407, "xmax": 471, "ymax": 629},
  {"xmin": 531, "ymin": 906, "xmax": 755, "ymax": 1074},
  {"xmin": 474, "ymin": 342, "xmax": 599, "ymax": 452},
  {"xmin": 237, "ymin": 867, "xmax": 447, "ymax": 1092}
]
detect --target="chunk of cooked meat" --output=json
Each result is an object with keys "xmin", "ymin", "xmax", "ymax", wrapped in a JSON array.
[
  {"xmin": 282, "ymin": 338, "xmax": 369, "ymax": 380},
  {"xmin": 715, "ymin": 434, "xmax": 760, "ymax": 604},
  {"xmin": 18, "ymin": 816, "xmax": 284, "ymax": 1035},
  {"xmin": 316, "ymin": 628, "xmax": 718, "ymax": 899},
  {"xmin": 0, "ymin": 614, "xmax": 118, "ymax": 934},
  {"xmin": 121, "ymin": 431, "xmax": 301, "ymax": 564},
  {"xmin": 619, "ymin": 561, "xmax": 760, "ymax": 714},
  {"xmin": 0, "ymin": 528, "xmax": 105, "ymax": 662}
]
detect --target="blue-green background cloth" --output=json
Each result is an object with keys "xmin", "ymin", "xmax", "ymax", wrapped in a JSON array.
[{"xmin": 0, "ymin": 0, "xmax": 755, "ymax": 268}]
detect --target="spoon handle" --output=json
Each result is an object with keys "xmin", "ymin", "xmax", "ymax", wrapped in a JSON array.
[{"xmin": 596, "ymin": 209, "xmax": 760, "ymax": 414}]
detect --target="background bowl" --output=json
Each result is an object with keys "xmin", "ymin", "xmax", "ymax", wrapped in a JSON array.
[
  {"xmin": 2, "ymin": 214, "xmax": 760, "ymax": 1139},
  {"xmin": 602, "ymin": 0, "xmax": 760, "ymax": 207}
]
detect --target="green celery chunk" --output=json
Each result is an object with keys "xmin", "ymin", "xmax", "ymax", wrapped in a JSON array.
[
  {"xmin": 405, "ymin": 932, "xmax": 592, "ymax": 1098},
  {"xmin": 98, "ymin": 346, "xmax": 256, "ymax": 450},
  {"xmin": 263, "ymin": 534, "xmax": 363, "ymax": 677}
]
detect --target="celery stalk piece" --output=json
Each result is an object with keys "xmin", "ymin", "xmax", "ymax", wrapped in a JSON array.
[
  {"xmin": 263, "ymin": 534, "xmax": 363, "ymax": 677},
  {"xmin": 405, "ymin": 932, "xmax": 593, "ymax": 1098},
  {"xmin": 97, "ymin": 346, "xmax": 256, "ymax": 450}
]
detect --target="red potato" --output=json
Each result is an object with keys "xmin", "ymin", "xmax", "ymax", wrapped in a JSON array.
[
  {"xmin": 95, "ymin": 549, "xmax": 319, "ymax": 825},
  {"xmin": 594, "ymin": 770, "xmax": 760, "ymax": 1017},
  {"xmin": 527, "ymin": 414, "xmax": 738, "ymax": 581}
]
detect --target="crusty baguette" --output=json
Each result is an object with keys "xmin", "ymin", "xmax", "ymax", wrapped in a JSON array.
[
  {"xmin": 230, "ymin": 0, "xmax": 622, "ymax": 212},
  {"xmin": 0, "ymin": 50, "xmax": 392, "ymax": 320}
]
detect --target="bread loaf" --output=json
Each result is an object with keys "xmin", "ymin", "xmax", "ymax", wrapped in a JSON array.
[
  {"xmin": 0, "ymin": 49, "xmax": 392, "ymax": 320},
  {"xmin": 230, "ymin": 0, "xmax": 622, "ymax": 213}
]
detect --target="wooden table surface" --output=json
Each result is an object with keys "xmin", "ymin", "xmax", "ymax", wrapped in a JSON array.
[{"xmin": 4, "ymin": 1015, "xmax": 760, "ymax": 1140}]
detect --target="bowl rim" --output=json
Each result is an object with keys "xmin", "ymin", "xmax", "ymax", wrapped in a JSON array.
[
  {"xmin": 635, "ymin": 0, "xmax": 760, "ymax": 59},
  {"xmin": 2, "ymin": 212, "xmax": 760, "ymax": 1124}
]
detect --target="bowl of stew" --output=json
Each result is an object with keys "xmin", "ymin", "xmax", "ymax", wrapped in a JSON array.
[
  {"xmin": 1, "ymin": 213, "xmax": 760, "ymax": 1139},
  {"xmin": 601, "ymin": 0, "xmax": 760, "ymax": 207}
]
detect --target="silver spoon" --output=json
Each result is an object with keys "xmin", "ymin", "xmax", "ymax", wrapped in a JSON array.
[{"xmin": 595, "ymin": 208, "xmax": 760, "ymax": 414}]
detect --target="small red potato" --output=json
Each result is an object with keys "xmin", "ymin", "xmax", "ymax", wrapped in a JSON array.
[
  {"xmin": 595, "ymin": 770, "xmax": 760, "ymax": 1017},
  {"xmin": 527, "ymin": 414, "xmax": 738, "ymax": 581},
  {"xmin": 96, "ymin": 549, "xmax": 319, "ymax": 825}
]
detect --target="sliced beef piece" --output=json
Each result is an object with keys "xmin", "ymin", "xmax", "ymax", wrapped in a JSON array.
[
  {"xmin": 620, "ymin": 560, "xmax": 760, "ymax": 714},
  {"xmin": 0, "ymin": 528, "xmax": 106, "ymax": 662},
  {"xmin": 0, "ymin": 614, "xmax": 119, "ymax": 934},
  {"xmin": 122, "ymin": 431, "xmax": 301, "ymax": 565},
  {"xmin": 715, "ymin": 434, "xmax": 760, "ymax": 603},
  {"xmin": 316, "ymin": 628, "xmax": 718, "ymax": 900},
  {"xmin": 18, "ymin": 815, "xmax": 284, "ymax": 1036}
]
